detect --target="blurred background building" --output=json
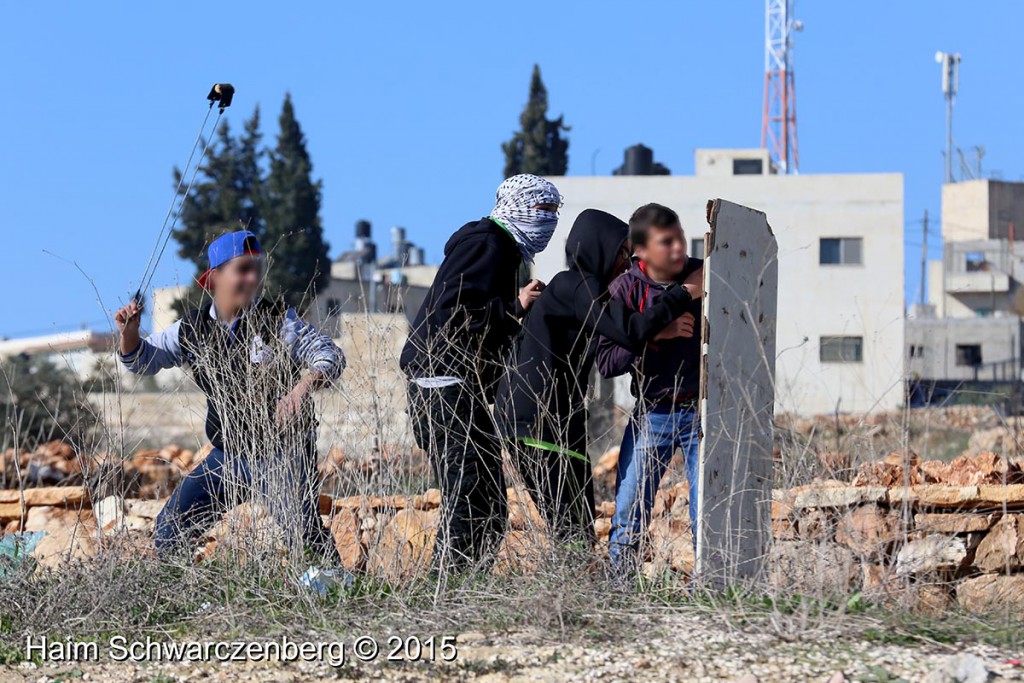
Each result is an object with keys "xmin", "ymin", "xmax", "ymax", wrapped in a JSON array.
[{"xmin": 908, "ymin": 179, "xmax": 1024, "ymax": 403}]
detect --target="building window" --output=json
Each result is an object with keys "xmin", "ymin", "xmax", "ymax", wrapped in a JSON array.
[
  {"xmin": 325, "ymin": 298, "xmax": 342, "ymax": 316},
  {"xmin": 820, "ymin": 238, "xmax": 863, "ymax": 265},
  {"xmin": 732, "ymin": 158, "xmax": 763, "ymax": 175},
  {"xmin": 820, "ymin": 336, "xmax": 863, "ymax": 363},
  {"xmin": 955, "ymin": 344, "xmax": 983, "ymax": 367},
  {"xmin": 965, "ymin": 252, "xmax": 988, "ymax": 272},
  {"xmin": 690, "ymin": 238, "xmax": 705, "ymax": 259},
  {"xmin": 908, "ymin": 344, "xmax": 925, "ymax": 359}
]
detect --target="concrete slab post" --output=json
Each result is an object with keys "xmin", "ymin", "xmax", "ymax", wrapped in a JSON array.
[{"xmin": 696, "ymin": 199, "xmax": 779, "ymax": 587}]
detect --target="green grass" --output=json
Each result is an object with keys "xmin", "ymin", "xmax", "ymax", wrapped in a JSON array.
[{"xmin": 864, "ymin": 608, "xmax": 1024, "ymax": 650}]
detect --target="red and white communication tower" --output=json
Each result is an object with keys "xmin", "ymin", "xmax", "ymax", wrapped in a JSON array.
[{"xmin": 761, "ymin": 0, "xmax": 802, "ymax": 174}]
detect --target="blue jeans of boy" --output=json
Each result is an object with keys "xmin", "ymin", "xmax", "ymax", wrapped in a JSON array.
[
  {"xmin": 153, "ymin": 443, "xmax": 339, "ymax": 564},
  {"xmin": 608, "ymin": 403, "xmax": 699, "ymax": 579}
]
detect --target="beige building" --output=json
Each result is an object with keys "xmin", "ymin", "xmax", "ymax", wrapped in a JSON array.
[
  {"xmin": 910, "ymin": 179, "xmax": 1024, "ymax": 388},
  {"xmin": 151, "ymin": 285, "xmax": 189, "ymax": 336},
  {"xmin": 307, "ymin": 260, "xmax": 437, "ymax": 338},
  {"xmin": 537, "ymin": 149, "xmax": 905, "ymax": 415},
  {"xmin": 928, "ymin": 180, "xmax": 1024, "ymax": 319},
  {"xmin": 940, "ymin": 179, "xmax": 1024, "ymax": 243}
]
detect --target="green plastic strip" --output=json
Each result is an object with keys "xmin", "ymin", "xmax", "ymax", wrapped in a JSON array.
[
  {"xmin": 489, "ymin": 216, "xmax": 513, "ymax": 238},
  {"xmin": 517, "ymin": 437, "xmax": 588, "ymax": 463}
]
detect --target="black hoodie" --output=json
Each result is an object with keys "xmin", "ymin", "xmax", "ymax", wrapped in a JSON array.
[
  {"xmin": 400, "ymin": 217, "xmax": 524, "ymax": 394},
  {"xmin": 496, "ymin": 209, "xmax": 692, "ymax": 453}
]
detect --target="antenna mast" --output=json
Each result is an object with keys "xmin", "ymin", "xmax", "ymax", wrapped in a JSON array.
[
  {"xmin": 935, "ymin": 51, "xmax": 962, "ymax": 184},
  {"xmin": 761, "ymin": 0, "xmax": 802, "ymax": 174}
]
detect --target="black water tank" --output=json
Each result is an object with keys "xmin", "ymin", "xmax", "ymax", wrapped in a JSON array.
[
  {"xmin": 616, "ymin": 144, "xmax": 653, "ymax": 176},
  {"xmin": 355, "ymin": 220, "xmax": 372, "ymax": 239},
  {"xmin": 613, "ymin": 144, "xmax": 669, "ymax": 176},
  {"xmin": 362, "ymin": 242, "xmax": 377, "ymax": 264}
]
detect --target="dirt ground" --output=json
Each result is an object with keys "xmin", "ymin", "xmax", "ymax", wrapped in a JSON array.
[{"xmin": 5, "ymin": 613, "xmax": 1024, "ymax": 682}]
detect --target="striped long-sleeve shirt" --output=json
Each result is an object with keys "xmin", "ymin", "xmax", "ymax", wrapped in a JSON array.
[{"xmin": 120, "ymin": 304, "xmax": 345, "ymax": 381}]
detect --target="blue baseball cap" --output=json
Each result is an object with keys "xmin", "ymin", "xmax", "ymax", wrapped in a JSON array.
[{"xmin": 197, "ymin": 230, "xmax": 262, "ymax": 290}]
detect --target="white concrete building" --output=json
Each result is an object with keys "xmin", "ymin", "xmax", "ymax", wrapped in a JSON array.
[
  {"xmin": 906, "ymin": 314, "xmax": 1021, "ymax": 383},
  {"xmin": 0, "ymin": 330, "xmax": 115, "ymax": 382},
  {"xmin": 537, "ymin": 148, "xmax": 905, "ymax": 415}
]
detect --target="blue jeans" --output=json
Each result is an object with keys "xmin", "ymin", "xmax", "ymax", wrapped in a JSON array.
[
  {"xmin": 608, "ymin": 404, "xmax": 699, "ymax": 578},
  {"xmin": 153, "ymin": 444, "xmax": 338, "ymax": 564}
]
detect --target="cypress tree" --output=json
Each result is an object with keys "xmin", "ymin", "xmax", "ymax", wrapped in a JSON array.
[
  {"xmin": 236, "ymin": 105, "xmax": 265, "ymax": 238},
  {"xmin": 502, "ymin": 65, "xmax": 570, "ymax": 178},
  {"xmin": 170, "ymin": 107, "xmax": 266, "ymax": 315},
  {"xmin": 172, "ymin": 119, "xmax": 241, "ymax": 271},
  {"xmin": 169, "ymin": 96, "xmax": 330, "ymax": 314},
  {"xmin": 261, "ymin": 94, "xmax": 330, "ymax": 309}
]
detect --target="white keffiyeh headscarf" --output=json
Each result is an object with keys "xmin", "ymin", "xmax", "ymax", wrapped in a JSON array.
[{"xmin": 489, "ymin": 174, "xmax": 562, "ymax": 263}]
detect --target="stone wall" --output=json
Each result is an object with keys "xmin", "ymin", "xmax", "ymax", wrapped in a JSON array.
[{"xmin": 773, "ymin": 451, "xmax": 1024, "ymax": 613}]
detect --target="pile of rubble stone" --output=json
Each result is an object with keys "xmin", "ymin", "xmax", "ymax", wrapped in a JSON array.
[
  {"xmin": 775, "ymin": 405, "xmax": 1007, "ymax": 437},
  {"xmin": 1, "ymin": 441, "xmax": 205, "ymax": 498},
  {"xmin": 0, "ymin": 482, "xmax": 565, "ymax": 578},
  {"xmin": 0, "ymin": 443, "xmax": 693, "ymax": 580},
  {"xmin": 3, "ymin": 441, "xmax": 1024, "ymax": 617},
  {"xmin": 1, "ymin": 441, "xmax": 427, "ymax": 498}
]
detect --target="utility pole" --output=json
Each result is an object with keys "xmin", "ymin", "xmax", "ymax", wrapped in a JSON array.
[
  {"xmin": 1010, "ymin": 222, "xmax": 1016, "ymax": 281},
  {"xmin": 920, "ymin": 209, "xmax": 928, "ymax": 307}
]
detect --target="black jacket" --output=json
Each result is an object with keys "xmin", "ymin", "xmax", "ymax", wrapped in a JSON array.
[
  {"xmin": 400, "ymin": 217, "xmax": 524, "ymax": 395},
  {"xmin": 496, "ymin": 209, "xmax": 692, "ymax": 453}
]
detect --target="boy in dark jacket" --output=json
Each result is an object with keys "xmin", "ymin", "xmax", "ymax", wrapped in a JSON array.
[
  {"xmin": 401, "ymin": 174, "xmax": 559, "ymax": 574},
  {"xmin": 498, "ymin": 209, "xmax": 698, "ymax": 546},
  {"xmin": 115, "ymin": 230, "xmax": 346, "ymax": 570},
  {"xmin": 596, "ymin": 203, "xmax": 704, "ymax": 583}
]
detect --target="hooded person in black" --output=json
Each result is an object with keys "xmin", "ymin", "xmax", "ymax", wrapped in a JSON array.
[
  {"xmin": 401, "ymin": 174, "xmax": 560, "ymax": 575},
  {"xmin": 496, "ymin": 209, "xmax": 697, "ymax": 545}
]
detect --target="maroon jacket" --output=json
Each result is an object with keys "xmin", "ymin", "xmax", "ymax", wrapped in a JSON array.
[{"xmin": 596, "ymin": 257, "xmax": 703, "ymax": 406}]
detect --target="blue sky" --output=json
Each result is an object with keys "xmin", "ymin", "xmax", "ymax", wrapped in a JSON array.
[{"xmin": 1, "ymin": 1, "xmax": 1021, "ymax": 337}]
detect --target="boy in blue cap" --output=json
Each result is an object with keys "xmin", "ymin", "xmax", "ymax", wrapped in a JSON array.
[{"xmin": 115, "ymin": 230, "xmax": 346, "ymax": 569}]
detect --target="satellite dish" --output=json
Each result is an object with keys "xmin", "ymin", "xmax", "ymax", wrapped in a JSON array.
[{"xmin": 935, "ymin": 51, "xmax": 945, "ymax": 63}]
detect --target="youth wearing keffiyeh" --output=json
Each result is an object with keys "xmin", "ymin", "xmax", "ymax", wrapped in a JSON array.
[
  {"xmin": 400, "ymin": 173, "xmax": 563, "ymax": 576},
  {"xmin": 489, "ymin": 173, "xmax": 561, "ymax": 263}
]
